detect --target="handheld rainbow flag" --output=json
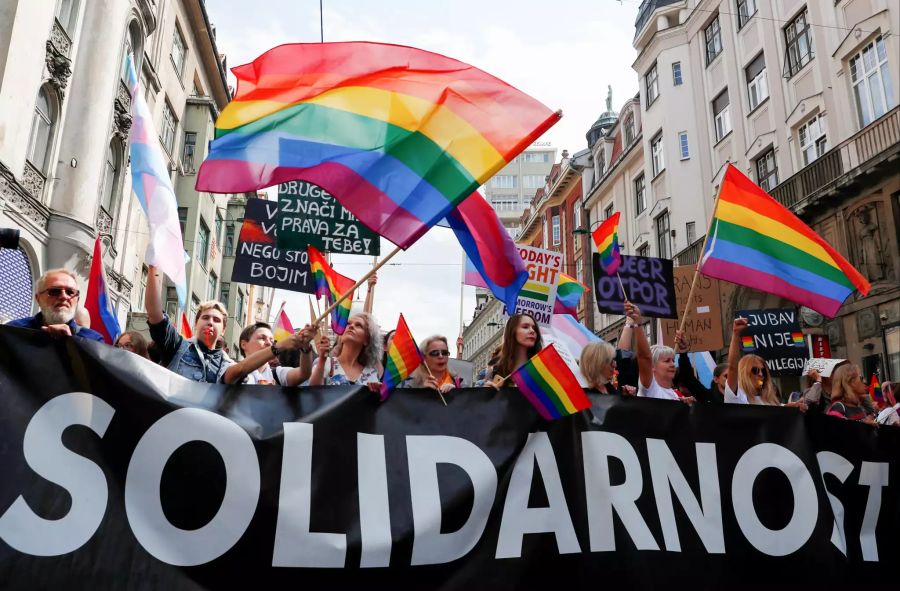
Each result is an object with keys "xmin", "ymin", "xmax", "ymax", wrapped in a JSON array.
[
  {"xmin": 380, "ymin": 314, "xmax": 424, "ymax": 401},
  {"xmin": 592, "ymin": 212, "xmax": 621, "ymax": 275},
  {"xmin": 869, "ymin": 374, "xmax": 882, "ymax": 402},
  {"xmin": 84, "ymin": 237, "xmax": 121, "ymax": 344},
  {"xmin": 179, "ymin": 311, "xmax": 193, "ymax": 339},
  {"xmin": 273, "ymin": 306, "xmax": 295, "ymax": 343},
  {"xmin": 553, "ymin": 273, "xmax": 588, "ymax": 316},
  {"xmin": 511, "ymin": 344, "xmax": 591, "ymax": 420},
  {"xmin": 307, "ymin": 245, "xmax": 355, "ymax": 334},
  {"xmin": 195, "ymin": 42, "xmax": 561, "ymax": 249},
  {"xmin": 699, "ymin": 164, "xmax": 870, "ymax": 318}
]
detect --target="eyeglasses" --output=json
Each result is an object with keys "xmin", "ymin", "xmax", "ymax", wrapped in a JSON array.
[
  {"xmin": 115, "ymin": 342, "xmax": 135, "ymax": 351},
  {"xmin": 40, "ymin": 287, "xmax": 79, "ymax": 299},
  {"xmin": 427, "ymin": 349, "xmax": 451, "ymax": 357},
  {"xmin": 750, "ymin": 366, "xmax": 768, "ymax": 377}
]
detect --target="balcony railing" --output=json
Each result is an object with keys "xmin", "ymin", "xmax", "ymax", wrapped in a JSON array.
[
  {"xmin": 674, "ymin": 236, "xmax": 705, "ymax": 266},
  {"xmin": 770, "ymin": 106, "xmax": 899, "ymax": 211}
]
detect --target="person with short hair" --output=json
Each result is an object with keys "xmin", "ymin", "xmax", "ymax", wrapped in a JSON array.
[
  {"xmin": 488, "ymin": 313, "xmax": 543, "ymax": 388},
  {"xmin": 114, "ymin": 330, "xmax": 150, "ymax": 359},
  {"xmin": 144, "ymin": 265, "xmax": 234, "ymax": 382},
  {"xmin": 826, "ymin": 364, "xmax": 876, "ymax": 424},
  {"xmin": 400, "ymin": 335, "xmax": 462, "ymax": 392},
  {"xmin": 221, "ymin": 321, "xmax": 316, "ymax": 385},
  {"xmin": 310, "ymin": 312, "xmax": 382, "ymax": 389},
  {"xmin": 876, "ymin": 381, "xmax": 898, "ymax": 426},
  {"xmin": 6, "ymin": 268, "xmax": 105, "ymax": 341},
  {"xmin": 630, "ymin": 302, "xmax": 693, "ymax": 404}
]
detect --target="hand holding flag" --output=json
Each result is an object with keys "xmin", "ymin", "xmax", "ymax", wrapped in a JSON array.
[{"xmin": 380, "ymin": 314, "xmax": 424, "ymax": 401}]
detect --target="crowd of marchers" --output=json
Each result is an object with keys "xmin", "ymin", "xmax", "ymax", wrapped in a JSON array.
[{"xmin": 7, "ymin": 266, "xmax": 897, "ymax": 428}]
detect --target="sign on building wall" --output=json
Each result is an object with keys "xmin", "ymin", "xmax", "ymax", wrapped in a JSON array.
[
  {"xmin": 735, "ymin": 308, "xmax": 809, "ymax": 376},
  {"xmin": 507, "ymin": 244, "xmax": 562, "ymax": 326},
  {"xmin": 592, "ymin": 254, "xmax": 677, "ymax": 318},
  {"xmin": 276, "ymin": 181, "xmax": 380, "ymax": 255},
  {"xmin": 660, "ymin": 265, "xmax": 724, "ymax": 352}
]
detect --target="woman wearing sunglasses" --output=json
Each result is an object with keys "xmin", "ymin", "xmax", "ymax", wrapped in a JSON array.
[
  {"xmin": 725, "ymin": 317, "xmax": 806, "ymax": 409},
  {"xmin": 400, "ymin": 335, "xmax": 462, "ymax": 393}
]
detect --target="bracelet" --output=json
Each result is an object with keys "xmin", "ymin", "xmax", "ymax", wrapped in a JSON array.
[{"xmin": 270, "ymin": 343, "xmax": 279, "ymax": 357}]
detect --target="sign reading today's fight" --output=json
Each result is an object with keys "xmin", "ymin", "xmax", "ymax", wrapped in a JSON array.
[
  {"xmin": 507, "ymin": 245, "xmax": 561, "ymax": 326},
  {"xmin": 593, "ymin": 254, "xmax": 677, "ymax": 318},
  {"xmin": 736, "ymin": 308, "xmax": 809, "ymax": 376},
  {"xmin": 276, "ymin": 181, "xmax": 380, "ymax": 255}
]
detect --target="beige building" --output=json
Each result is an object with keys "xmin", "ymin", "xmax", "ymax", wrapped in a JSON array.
[{"xmin": 483, "ymin": 145, "xmax": 557, "ymax": 239}]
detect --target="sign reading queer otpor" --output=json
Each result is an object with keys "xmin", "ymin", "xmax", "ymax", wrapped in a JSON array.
[
  {"xmin": 232, "ymin": 199, "xmax": 315, "ymax": 293},
  {"xmin": 506, "ymin": 245, "xmax": 561, "ymax": 326},
  {"xmin": 736, "ymin": 308, "xmax": 809, "ymax": 376},
  {"xmin": 593, "ymin": 254, "xmax": 677, "ymax": 318},
  {"xmin": 276, "ymin": 181, "xmax": 380, "ymax": 255}
]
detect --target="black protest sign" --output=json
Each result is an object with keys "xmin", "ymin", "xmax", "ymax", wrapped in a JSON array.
[
  {"xmin": 593, "ymin": 253, "xmax": 677, "ymax": 318},
  {"xmin": 232, "ymin": 198, "xmax": 315, "ymax": 293},
  {"xmin": 276, "ymin": 181, "xmax": 380, "ymax": 255},
  {"xmin": 736, "ymin": 308, "xmax": 809, "ymax": 376}
]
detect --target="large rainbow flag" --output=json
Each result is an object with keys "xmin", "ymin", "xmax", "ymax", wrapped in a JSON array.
[
  {"xmin": 700, "ymin": 165, "xmax": 870, "ymax": 318},
  {"xmin": 380, "ymin": 314, "xmax": 424, "ymax": 401},
  {"xmin": 307, "ymin": 245, "xmax": 355, "ymax": 334},
  {"xmin": 592, "ymin": 212, "xmax": 621, "ymax": 275},
  {"xmin": 511, "ymin": 344, "xmax": 591, "ymax": 420},
  {"xmin": 195, "ymin": 42, "xmax": 561, "ymax": 249},
  {"xmin": 553, "ymin": 273, "xmax": 588, "ymax": 316}
]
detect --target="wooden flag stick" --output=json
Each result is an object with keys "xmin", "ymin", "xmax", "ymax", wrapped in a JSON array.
[
  {"xmin": 677, "ymin": 181, "xmax": 724, "ymax": 333},
  {"xmin": 615, "ymin": 272, "xmax": 628, "ymax": 301},
  {"xmin": 314, "ymin": 245, "xmax": 403, "ymax": 327},
  {"xmin": 425, "ymin": 365, "xmax": 448, "ymax": 406},
  {"xmin": 364, "ymin": 255, "xmax": 378, "ymax": 314}
]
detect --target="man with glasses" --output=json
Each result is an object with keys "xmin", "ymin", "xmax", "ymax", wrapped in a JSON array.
[{"xmin": 6, "ymin": 269, "xmax": 105, "ymax": 341}]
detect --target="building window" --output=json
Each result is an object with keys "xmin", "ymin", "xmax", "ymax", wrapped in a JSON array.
[
  {"xmin": 575, "ymin": 259, "xmax": 584, "ymax": 284},
  {"xmin": 161, "ymin": 101, "xmax": 177, "ymax": 155},
  {"xmin": 208, "ymin": 272, "xmax": 217, "ymax": 301},
  {"xmin": 746, "ymin": 53, "xmax": 768, "ymax": 110},
  {"xmin": 784, "ymin": 8, "xmax": 813, "ymax": 78},
  {"xmin": 634, "ymin": 173, "xmax": 647, "ymax": 214},
  {"xmin": 737, "ymin": 0, "xmax": 757, "ymax": 29},
  {"xmin": 225, "ymin": 224, "xmax": 235, "ymax": 256},
  {"xmin": 542, "ymin": 218, "xmax": 548, "ymax": 249},
  {"xmin": 523, "ymin": 174, "xmax": 545, "ymax": 189},
  {"xmin": 656, "ymin": 211, "xmax": 671, "ymax": 259},
  {"xmin": 490, "ymin": 199, "xmax": 519, "ymax": 212},
  {"xmin": 190, "ymin": 295, "xmax": 200, "ymax": 324},
  {"xmin": 623, "ymin": 113, "xmax": 635, "ymax": 144},
  {"xmin": 645, "ymin": 62, "xmax": 659, "ymax": 107},
  {"xmin": 650, "ymin": 133, "xmax": 665, "ymax": 177},
  {"xmin": 850, "ymin": 36, "xmax": 895, "ymax": 128},
  {"xmin": 99, "ymin": 142, "xmax": 119, "ymax": 214},
  {"xmin": 215, "ymin": 212, "xmax": 223, "ymax": 244},
  {"xmin": 27, "ymin": 87, "xmax": 55, "ymax": 173},
  {"xmin": 137, "ymin": 266, "xmax": 148, "ymax": 312},
  {"xmin": 197, "ymin": 219, "xmax": 210, "ymax": 268},
  {"xmin": 798, "ymin": 113, "xmax": 827, "ymax": 166},
  {"xmin": 552, "ymin": 211, "xmax": 561, "ymax": 245},
  {"xmin": 712, "ymin": 89, "xmax": 732, "ymax": 142},
  {"xmin": 672, "ymin": 62, "xmax": 683, "ymax": 86},
  {"xmin": 686, "ymin": 222, "xmax": 696, "ymax": 245},
  {"xmin": 678, "ymin": 132, "xmax": 690, "ymax": 159},
  {"xmin": 182, "ymin": 131, "xmax": 197, "ymax": 172},
  {"xmin": 220, "ymin": 282, "xmax": 230, "ymax": 305},
  {"xmin": 604, "ymin": 204, "xmax": 615, "ymax": 221},
  {"xmin": 490, "ymin": 175, "xmax": 517, "ymax": 189},
  {"xmin": 236, "ymin": 289, "xmax": 245, "ymax": 326},
  {"xmin": 755, "ymin": 148, "xmax": 778, "ymax": 191},
  {"xmin": 56, "ymin": 0, "xmax": 80, "ymax": 34},
  {"xmin": 171, "ymin": 25, "xmax": 187, "ymax": 77},
  {"xmin": 638, "ymin": 243, "xmax": 649, "ymax": 257},
  {"xmin": 178, "ymin": 207, "xmax": 188, "ymax": 239},
  {"xmin": 522, "ymin": 152, "xmax": 551, "ymax": 163},
  {"xmin": 704, "ymin": 15, "xmax": 723, "ymax": 65},
  {"xmin": 573, "ymin": 205, "xmax": 582, "ymax": 233}
]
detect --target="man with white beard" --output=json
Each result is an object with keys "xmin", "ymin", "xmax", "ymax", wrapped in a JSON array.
[{"xmin": 6, "ymin": 269, "xmax": 105, "ymax": 341}]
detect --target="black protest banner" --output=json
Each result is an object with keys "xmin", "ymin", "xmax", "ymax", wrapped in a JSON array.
[
  {"xmin": 1, "ymin": 326, "xmax": 896, "ymax": 590},
  {"xmin": 276, "ymin": 181, "xmax": 380, "ymax": 255},
  {"xmin": 232, "ymin": 198, "xmax": 314, "ymax": 293},
  {"xmin": 593, "ymin": 253, "xmax": 677, "ymax": 318},
  {"xmin": 736, "ymin": 308, "xmax": 809, "ymax": 376}
]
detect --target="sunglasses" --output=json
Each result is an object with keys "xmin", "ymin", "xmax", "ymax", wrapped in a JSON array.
[
  {"xmin": 41, "ymin": 287, "xmax": 79, "ymax": 299},
  {"xmin": 427, "ymin": 349, "xmax": 451, "ymax": 357},
  {"xmin": 750, "ymin": 366, "xmax": 768, "ymax": 377}
]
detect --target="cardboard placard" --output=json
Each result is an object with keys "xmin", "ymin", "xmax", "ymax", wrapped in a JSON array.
[
  {"xmin": 660, "ymin": 265, "xmax": 724, "ymax": 352},
  {"xmin": 803, "ymin": 357, "xmax": 847, "ymax": 378},
  {"xmin": 736, "ymin": 308, "xmax": 809, "ymax": 376}
]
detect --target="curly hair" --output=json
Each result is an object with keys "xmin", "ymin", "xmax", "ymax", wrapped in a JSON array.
[{"xmin": 332, "ymin": 312, "xmax": 383, "ymax": 369}]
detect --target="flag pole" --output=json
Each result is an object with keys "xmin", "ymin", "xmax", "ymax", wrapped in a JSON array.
[
  {"xmin": 314, "ymin": 245, "xmax": 403, "ymax": 327},
  {"xmin": 363, "ymin": 255, "xmax": 377, "ymax": 314},
  {"xmin": 457, "ymin": 250, "xmax": 465, "ymax": 358},
  {"xmin": 677, "ymin": 175, "xmax": 725, "ymax": 334},
  {"xmin": 615, "ymin": 272, "xmax": 628, "ymax": 301},
  {"xmin": 425, "ymin": 366, "xmax": 448, "ymax": 406}
]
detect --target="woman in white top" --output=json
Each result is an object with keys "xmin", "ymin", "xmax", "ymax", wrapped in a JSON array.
[
  {"xmin": 725, "ymin": 317, "xmax": 807, "ymax": 410},
  {"xmin": 309, "ymin": 312, "xmax": 383, "ymax": 390},
  {"xmin": 631, "ymin": 302, "xmax": 694, "ymax": 404}
]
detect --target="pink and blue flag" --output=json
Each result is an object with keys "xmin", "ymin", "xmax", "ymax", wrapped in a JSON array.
[
  {"xmin": 549, "ymin": 313, "xmax": 601, "ymax": 359},
  {"xmin": 447, "ymin": 191, "xmax": 527, "ymax": 312},
  {"xmin": 85, "ymin": 237, "xmax": 121, "ymax": 344},
  {"xmin": 125, "ymin": 55, "xmax": 187, "ymax": 307}
]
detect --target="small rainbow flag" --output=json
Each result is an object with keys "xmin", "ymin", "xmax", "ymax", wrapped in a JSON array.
[
  {"xmin": 273, "ymin": 306, "xmax": 295, "ymax": 343},
  {"xmin": 553, "ymin": 273, "xmax": 588, "ymax": 316},
  {"xmin": 791, "ymin": 331, "xmax": 806, "ymax": 347},
  {"xmin": 869, "ymin": 374, "xmax": 882, "ymax": 401},
  {"xmin": 380, "ymin": 314, "xmax": 424, "ymax": 401},
  {"xmin": 741, "ymin": 335, "xmax": 755, "ymax": 351},
  {"xmin": 699, "ymin": 165, "xmax": 870, "ymax": 318},
  {"xmin": 592, "ymin": 212, "xmax": 621, "ymax": 275},
  {"xmin": 511, "ymin": 344, "xmax": 591, "ymax": 420},
  {"xmin": 179, "ymin": 311, "xmax": 193, "ymax": 339},
  {"xmin": 195, "ymin": 42, "xmax": 561, "ymax": 249},
  {"xmin": 307, "ymin": 245, "xmax": 355, "ymax": 334}
]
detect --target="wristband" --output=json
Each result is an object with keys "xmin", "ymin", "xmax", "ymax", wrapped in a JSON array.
[{"xmin": 270, "ymin": 343, "xmax": 279, "ymax": 357}]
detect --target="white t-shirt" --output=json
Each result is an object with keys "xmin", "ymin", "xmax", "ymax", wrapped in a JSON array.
[
  {"xmin": 877, "ymin": 403, "xmax": 899, "ymax": 426},
  {"xmin": 638, "ymin": 377, "xmax": 680, "ymax": 401},
  {"xmin": 244, "ymin": 363, "xmax": 293, "ymax": 385},
  {"xmin": 724, "ymin": 382, "xmax": 749, "ymax": 404}
]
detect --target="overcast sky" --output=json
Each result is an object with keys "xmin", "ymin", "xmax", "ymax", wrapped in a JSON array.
[{"xmin": 206, "ymin": 0, "xmax": 640, "ymax": 345}]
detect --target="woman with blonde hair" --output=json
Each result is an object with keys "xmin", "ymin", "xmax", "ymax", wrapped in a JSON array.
[
  {"xmin": 725, "ymin": 318, "xmax": 806, "ymax": 410},
  {"xmin": 580, "ymin": 341, "xmax": 621, "ymax": 395},
  {"xmin": 826, "ymin": 364, "xmax": 875, "ymax": 424},
  {"xmin": 400, "ymin": 335, "xmax": 462, "ymax": 393}
]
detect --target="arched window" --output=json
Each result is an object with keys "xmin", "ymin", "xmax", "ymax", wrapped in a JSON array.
[
  {"xmin": 99, "ymin": 141, "xmax": 119, "ymax": 214},
  {"xmin": 27, "ymin": 87, "xmax": 55, "ymax": 173},
  {"xmin": 121, "ymin": 20, "xmax": 143, "ymax": 83},
  {"xmin": 56, "ymin": 0, "xmax": 81, "ymax": 35}
]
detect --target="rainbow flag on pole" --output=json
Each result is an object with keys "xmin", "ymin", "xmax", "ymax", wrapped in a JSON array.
[
  {"xmin": 273, "ymin": 306, "xmax": 295, "ymax": 343},
  {"xmin": 511, "ymin": 344, "xmax": 592, "ymax": 420},
  {"xmin": 592, "ymin": 212, "xmax": 621, "ymax": 275},
  {"xmin": 195, "ymin": 42, "xmax": 561, "ymax": 249},
  {"xmin": 553, "ymin": 273, "xmax": 588, "ymax": 316},
  {"xmin": 307, "ymin": 245, "xmax": 355, "ymax": 334},
  {"xmin": 699, "ymin": 165, "xmax": 870, "ymax": 318},
  {"xmin": 869, "ymin": 374, "xmax": 883, "ymax": 402},
  {"xmin": 380, "ymin": 314, "xmax": 424, "ymax": 401}
]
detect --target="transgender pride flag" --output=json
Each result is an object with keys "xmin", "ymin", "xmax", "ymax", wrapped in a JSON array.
[{"xmin": 125, "ymin": 55, "xmax": 187, "ymax": 308}]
